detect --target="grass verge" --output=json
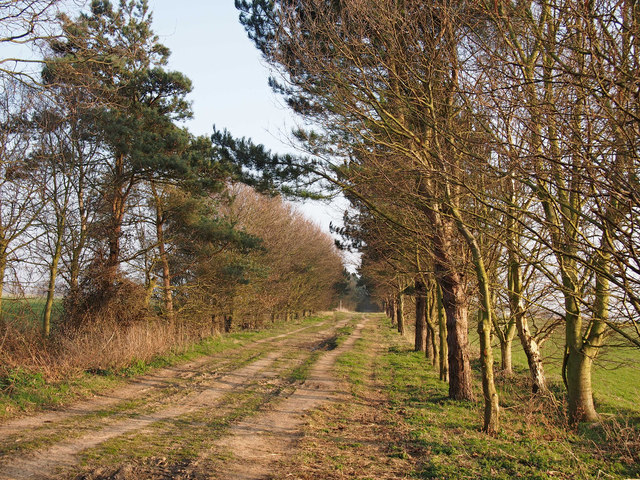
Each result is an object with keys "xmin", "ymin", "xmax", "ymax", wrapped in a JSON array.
[{"xmin": 379, "ymin": 318, "xmax": 640, "ymax": 480}]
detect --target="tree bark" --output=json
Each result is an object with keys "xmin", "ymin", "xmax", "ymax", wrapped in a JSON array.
[
  {"xmin": 396, "ymin": 291, "xmax": 405, "ymax": 335},
  {"xmin": 565, "ymin": 245, "xmax": 609, "ymax": 423},
  {"xmin": 425, "ymin": 283, "xmax": 438, "ymax": 365},
  {"xmin": 425, "ymin": 317, "xmax": 434, "ymax": 361},
  {"xmin": 429, "ymin": 208, "xmax": 473, "ymax": 400},
  {"xmin": 0, "ymin": 243, "xmax": 7, "ymax": 321},
  {"xmin": 43, "ymin": 221, "xmax": 64, "ymax": 338},
  {"xmin": 106, "ymin": 154, "xmax": 130, "ymax": 283},
  {"xmin": 438, "ymin": 272, "xmax": 473, "ymax": 400},
  {"xmin": 500, "ymin": 336, "xmax": 513, "ymax": 375},
  {"xmin": 517, "ymin": 315, "xmax": 546, "ymax": 394},
  {"xmin": 151, "ymin": 184, "xmax": 173, "ymax": 317},
  {"xmin": 69, "ymin": 169, "xmax": 88, "ymax": 291},
  {"xmin": 437, "ymin": 284, "xmax": 449, "ymax": 382},
  {"xmin": 508, "ymin": 251, "xmax": 547, "ymax": 393},
  {"xmin": 450, "ymin": 203, "xmax": 499, "ymax": 432},
  {"xmin": 389, "ymin": 296, "xmax": 397, "ymax": 327},
  {"xmin": 414, "ymin": 279, "xmax": 427, "ymax": 352},
  {"xmin": 106, "ymin": 192, "xmax": 125, "ymax": 282}
]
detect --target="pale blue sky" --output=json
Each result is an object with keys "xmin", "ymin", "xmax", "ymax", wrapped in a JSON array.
[{"xmin": 148, "ymin": 1, "xmax": 293, "ymax": 152}]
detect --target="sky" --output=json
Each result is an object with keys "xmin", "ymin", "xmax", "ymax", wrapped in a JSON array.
[
  {"xmin": 147, "ymin": 1, "xmax": 289, "ymax": 149},
  {"xmin": 146, "ymin": 2, "xmax": 353, "ymax": 256}
]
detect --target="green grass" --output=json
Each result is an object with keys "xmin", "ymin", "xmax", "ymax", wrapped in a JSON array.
[
  {"xmin": 378, "ymin": 317, "xmax": 640, "ymax": 480},
  {"xmin": 473, "ymin": 321, "xmax": 640, "ymax": 415},
  {"xmin": 402, "ymin": 312, "xmax": 640, "ymax": 415},
  {"xmin": 1, "ymin": 297, "xmax": 63, "ymax": 329},
  {"xmin": 0, "ymin": 368, "xmax": 122, "ymax": 417},
  {"xmin": 336, "ymin": 335, "xmax": 369, "ymax": 394}
]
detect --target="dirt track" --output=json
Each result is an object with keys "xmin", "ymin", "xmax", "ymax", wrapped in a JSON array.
[{"xmin": 0, "ymin": 313, "xmax": 366, "ymax": 480}]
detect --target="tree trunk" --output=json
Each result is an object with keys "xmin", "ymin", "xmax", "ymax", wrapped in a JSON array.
[
  {"xmin": 425, "ymin": 283, "xmax": 437, "ymax": 363},
  {"xmin": 0, "ymin": 245, "xmax": 7, "ymax": 321},
  {"xmin": 427, "ymin": 284, "xmax": 439, "ymax": 368},
  {"xmin": 566, "ymin": 246, "xmax": 609, "ymax": 423},
  {"xmin": 506, "ymin": 199, "xmax": 546, "ymax": 392},
  {"xmin": 158, "ymin": 233, "xmax": 173, "ymax": 316},
  {"xmin": 414, "ymin": 280, "xmax": 427, "ymax": 352},
  {"xmin": 478, "ymin": 308, "xmax": 499, "ymax": 433},
  {"xmin": 468, "ymin": 238, "xmax": 500, "ymax": 433},
  {"xmin": 437, "ymin": 285, "xmax": 448, "ymax": 382},
  {"xmin": 494, "ymin": 311, "xmax": 516, "ymax": 376},
  {"xmin": 390, "ymin": 296, "xmax": 397, "ymax": 327},
  {"xmin": 565, "ymin": 347, "xmax": 598, "ymax": 423},
  {"xmin": 500, "ymin": 337, "xmax": 513, "ymax": 375},
  {"xmin": 70, "ymin": 173, "xmax": 88, "ymax": 291},
  {"xmin": 43, "ymin": 222, "xmax": 64, "ymax": 337},
  {"xmin": 152, "ymin": 184, "xmax": 173, "ymax": 317},
  {"xmin": 396, "ymin": 292, "xmax": 405, "ymax": 335},
  {"xmin": 107, "ymin": 195, "xmax": 125, "ymax": 282},
  {"xmin": 106, "ymin": 155, "xmax": 130, "ymax": 283},
  {"xmin": 438, "ymin": 273, "xmax": 473, "ymax": 400},
  {"xmin": 451, "ymin": 203, "xmax": 499, "ymax": 432},
  {"xmin": 516, "ymin": 314, "xmax": 546, "ymax": 394},
  {"xmin": 425, "ymin": 318, "xmax": 434, "ymax": 360},
  {"xmin": 563, "ymin": 287, "xmax": 600, "ymax": 422},
  {"xmin": 429, "ymin": 207, "xmax": 473, "ymax": 400}
]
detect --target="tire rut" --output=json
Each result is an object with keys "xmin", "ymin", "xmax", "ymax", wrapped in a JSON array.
[
  {"xmin": 0, "ymin": 320, "xmax": 327, "ymax": 439},
  {"xmin": 212, "ymin": 316, "xmax": 369, "ymax": 480}
]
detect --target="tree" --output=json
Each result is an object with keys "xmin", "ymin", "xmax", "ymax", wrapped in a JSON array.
[
  {"xmin": 0, "ymin": 77, "xmax": 42, "ymax": 316},
  {"xmin": 1, "ymin": 0, "xmax": 62, "ymax": 84},
  {"xmin": 464, "ymin": 0, "xmax": 640, "ymax": 423},
  {"xmin": 44, "ymin": 0, "xmax": 193, "ymax": 285}
]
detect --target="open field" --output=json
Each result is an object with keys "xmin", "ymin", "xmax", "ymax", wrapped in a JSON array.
[
  {"xmin": 1, "ymin": 298, "xmax": 64, "ymax": 329},
  {"xmin": 483, "ymin": 324, "xmax": 640, "ymax": 415}
]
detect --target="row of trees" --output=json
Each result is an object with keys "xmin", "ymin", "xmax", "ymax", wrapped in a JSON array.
[
  {"xmin": 234, "ymin": 0, "xmax": 640, "ymax": 430},
  {"xmin": 0, "ymin": 0, "xmax": 344, "ymax": 348}
]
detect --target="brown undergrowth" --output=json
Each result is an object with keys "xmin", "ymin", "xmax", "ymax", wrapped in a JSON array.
[{"xmin": 1, "ymin": 315, "xmax": 217, "ymax": 379}]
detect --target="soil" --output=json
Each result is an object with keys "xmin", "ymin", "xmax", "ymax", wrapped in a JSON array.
[{"xmin": 211, "ymin": 318, "xmax": 368, "ymax": 479}]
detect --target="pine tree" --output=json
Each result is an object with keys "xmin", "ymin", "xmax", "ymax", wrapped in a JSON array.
[{"xmin": 44, "ymin": 0, "xmax": 193, "ymax": 282}]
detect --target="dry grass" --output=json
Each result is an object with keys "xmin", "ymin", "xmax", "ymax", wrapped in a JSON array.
[
  {"xmin": 283, "ymin": 395, "xmax": 416, "ymax": 479},
  {"xmin": 1, "ymin": 267, "xmax": 219, "ymax": 384},
  {"xmin": 1, "ymin": 316, "xmax": 219, "ymax": 380}
]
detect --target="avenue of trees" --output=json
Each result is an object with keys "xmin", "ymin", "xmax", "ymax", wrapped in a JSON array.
[
  {"xmin": 234, "ymin": 0, "xmax": 640, "ymax": 430},
  {"xmin": 0, "ymin": 1, "xmax": 344, "ymax": 373}
]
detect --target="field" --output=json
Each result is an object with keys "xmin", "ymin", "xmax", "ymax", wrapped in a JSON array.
[{"xmin": 484, "ymin": 324, "xmax": 640, "ymax": 415}]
